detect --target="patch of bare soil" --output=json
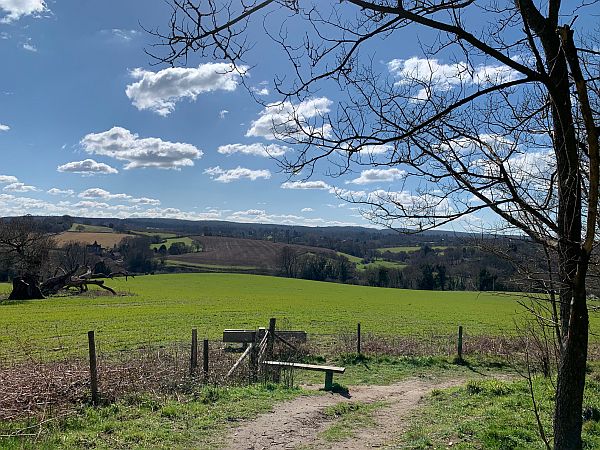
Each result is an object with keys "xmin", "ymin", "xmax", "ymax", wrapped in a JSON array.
[{"xmin": 222, "ymin": 377, "xmax": 465, "ymax": 450}]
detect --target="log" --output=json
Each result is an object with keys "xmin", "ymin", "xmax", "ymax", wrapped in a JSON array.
[
  {"xmin": 65, "ymin": 279, "xmax": 117, "ymax": 295},
  {"xmin": 40, "ymin": 268, "xmax": 78, "ymax": 296},
  {"xmin": 8, "ymin": 275, "xmax": 44, "ymax": 300}
]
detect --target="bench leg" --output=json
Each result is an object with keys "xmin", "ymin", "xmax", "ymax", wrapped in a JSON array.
[{"xmin": 324, "ymin": 371, "xmax": 333, "ymax": 391}]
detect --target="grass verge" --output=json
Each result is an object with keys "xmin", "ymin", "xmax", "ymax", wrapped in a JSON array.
[
  {"xmin": 0, "ymin": 384, "xmax": 304, "ymax": 450},
  {"xmin": 295, "ymin": 354, "xmax": 514, "ymax": 386},
  {"xmin": 396, "ymin": 367, "xmax": 600, "ymax": 449}
]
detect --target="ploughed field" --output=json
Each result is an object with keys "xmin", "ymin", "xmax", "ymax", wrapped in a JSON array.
[
  {"xmin": 2, "ymin": 273, "xmax": 592, "ymax": 360},
  {"xmin": 54, "ymin": 231, "xmax": 131, "ymax": 248},
  {"xmin": 168, "ymin": 235, "xmax": 337, "ymax": 269}
]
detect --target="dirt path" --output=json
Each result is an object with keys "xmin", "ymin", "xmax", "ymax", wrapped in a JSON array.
[{"xmin": 222, "ymin": 377, "xmax": 464, "ymax": 450}]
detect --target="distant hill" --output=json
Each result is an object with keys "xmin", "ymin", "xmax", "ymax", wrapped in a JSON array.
[{"xmin": 166, "ymin": 235, "xmax": 337, "ymax": 271}]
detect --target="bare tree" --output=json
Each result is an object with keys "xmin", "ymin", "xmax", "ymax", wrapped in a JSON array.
[
  {"xmin": 152, "ymin": 1, "xmax": 599, "ymax": 447},
  {"xmin": 58, "ymin": 242, "xmax": 95, "ymax": 273},
  {"xmin": 0, "ymin": 216, "xmax": 56, "ymax": 300},
  {"xmin": 279, "ymin": 246, "xmax": 299, "ymax": 277}
]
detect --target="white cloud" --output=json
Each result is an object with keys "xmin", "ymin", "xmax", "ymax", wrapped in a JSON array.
[
  {"xmin": 79, "ymin": 188, "xmax": 130, "ymax": 200},
  {"xmin": 0, "ymin": 124, "xmax": 9, "ymax": 131},
  {"xmin": 281, "ymin": 180, "xmax": 332, "ymax": 190},
  {"xmin": 78, "ymin": 187, "xmax": 161, "ymax": 206},
  {"xmin": 204, "ymin": 166, "xmax": 271, "ymax": 183},
  {"xmin": 246, "ymin": 97, "xmax": 332, "ymax": 140},
  {"xmin": 81, "ymin": 126, "xmax": 203, "ymax": 170},
  {"xmin": 102, "ymin": 28, "xmax": 139, "ymax": 42},
  {"xmin": 3, "ymin": 182, "xmax": 37, "ymax": 192},
  {"xmin": 388, "ymin": 57, "xmax": 519, "ymax": 100},
  {"xmin": 22, "ymin": 39, "xmax": 36, "ymax": 52},
  {"xmin": 301, "ymin": 207, "xmax": 314, "ymax": 212},
  {"xmin": 47, "ymin": 188, "xmax": 74, "ymax": 196},
  {"xmin": 125, "ymin": 62, "xmax": 248, "ymax": 116},
  {"xmin": 219, "ymin": 109, "xmax": 229, "ymax": 119},
  {"xmin": 73, "ymin": 200, "xmax": 112, "ymax": 209},
  {"xmin": 57, "ymin": 159, "xmax": 119, "ymax": 175},
  {"xmin": 348, "ymin": 168, "xmax": 406, "ymax": 185},
  {"xmin": 251, "ymin": 86, "xmax": 269, "ymax": 96},
  {"xmin": 218, "ymin": 143, "xmax": 288, "ymax": 158},
  {"xmin": 0, "ymin": 175, "xmax": 18, "ymax": 184},
  {"xmin": 129, "ymin": 197, "xmax": 161, "ymax": 206},
  {"xmin": 360, "ymin": 144, "xmax": 392, "ymax": 155},
  {"xmin": 0, "ymin": 0, "xmax": 46, "ymax": 23}
]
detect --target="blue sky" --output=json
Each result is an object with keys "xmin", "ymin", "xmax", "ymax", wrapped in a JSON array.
[
  {"xmin": 0, "ymin": 0, "xmax": 393, "ymax": 227},
  {"xmin": 1, "ymin": 1, "xmax": 589, "ymax": 231}
]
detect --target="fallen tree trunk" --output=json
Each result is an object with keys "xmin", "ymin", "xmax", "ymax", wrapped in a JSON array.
[
  {"xmin": 40, "ymin": 269, "xmax": 78, "ymax": 296},
  {"xmin": 65, "ymin": 279, "xmax": 117, "ymax": 295},
  {"xmin": 8, "ymin": 275, "xmax": 44, "ymax": 300},
  {"xmin": 8, "ymin": 266, "xmax": 119, "ymax": 299}
]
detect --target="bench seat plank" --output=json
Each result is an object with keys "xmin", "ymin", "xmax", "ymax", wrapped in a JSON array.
[{"xmin": 262, "ymin": 360, "xmax": 345, "ymax": 373}]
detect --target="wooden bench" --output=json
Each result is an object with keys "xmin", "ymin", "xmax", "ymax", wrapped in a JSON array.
[{"xmin": 262, "ymin": 360, "xmax": 345, "ymax": 391}]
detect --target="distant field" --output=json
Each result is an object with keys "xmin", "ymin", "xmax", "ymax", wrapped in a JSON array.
[
  {"xmin": 54, "ymin": 231, "xmax": 132, "ymax": 248},
  {"xmin": 132, "ymin": 230, "xmax": 178, "ymax": 239},
  {"xmin": 337, "ymin": 252, "xmax": 363, "ymax": 263},
  {"xmin": 1, "ymin": 273, "xmax": 588, "ymax": 360},
  {"xmin": 378, "ymin": 245, "xmax": 448, "ymax": 253},
  {"xmin": 169, "ymin": 236, "xmax": 336, "ymax": 269},
  {"xmin": 358, "ymin": 259, "xmax": 408, "ymax": 270},
  {"xmin": 150, "ymin": 236, "xmax": 194, "ymax": 250},
  {"xmin": 338, "ymin": 253, "xmax": 407, "ymax": 271},
  {"xmin": 165, "ymin": 260, "xmax": 257, "ymax": 271},
  {"xmin": 68, "ymin": 223, "xmax": 113, "ymax": 233}
]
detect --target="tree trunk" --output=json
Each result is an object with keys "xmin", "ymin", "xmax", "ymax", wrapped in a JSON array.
[
  {"xmin": 536, "ymin": 27, "xmax": 588, "ymax": 449},
  {"xmin": 8, "ymin": 275, "xmax": 44, "ymax": 300},
  {"xmin": 554, "ymin": 283, "xmax": 588, "ymax": 449}
]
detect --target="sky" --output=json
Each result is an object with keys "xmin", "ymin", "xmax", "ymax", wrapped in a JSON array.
[{"xmin": 0, "ymin": 1, "xmax": 592, "ymax": 230}]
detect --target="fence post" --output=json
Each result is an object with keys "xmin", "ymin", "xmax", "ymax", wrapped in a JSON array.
[
  {"xmin": 203, "ymin": 339, "xmax": 209, "ymax": 381},
  {"xmin": 457, "ymin": 325, "xmax": 463, "ymax": 363},
  {"xmin": 190, "ymin": 329, "xmax": 198, "ymax": 375},
  {"xmin": 357, "ymin": 322, "xmax": 361, "ymax": 355},
  {"xmin": 250, "ymin": 331, "xmax": 259, "ymax": 382},
  {"xmin": 87, "ymin": 330, "xmax": 99, "ymax": 406},
  {"xmin": 267, "ymin": 317, "xmax": 276, "ymax": 360}
]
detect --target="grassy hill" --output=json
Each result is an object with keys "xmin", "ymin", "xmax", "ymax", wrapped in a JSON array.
[{"xmin": 0, "ymin": 272, "xmax": 585, "ymax": 359}]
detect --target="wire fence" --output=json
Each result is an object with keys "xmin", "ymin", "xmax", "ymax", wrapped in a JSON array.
[{"xmin": 1, "ymin": 322, "xmax": 584, "ymax": 425}]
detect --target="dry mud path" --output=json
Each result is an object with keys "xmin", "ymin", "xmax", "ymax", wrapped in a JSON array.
[{"xmin": 222, "ymin": 377, "xmax": 465, "ymax": 450}]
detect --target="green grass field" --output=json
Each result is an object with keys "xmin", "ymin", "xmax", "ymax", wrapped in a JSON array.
[
  {"xmin": 357, "ymin": 259, "xmax": 408, "ymax": 271},
  {"xmin": 0, "ymin": 273, "xmax": 585, "ymax": 359},
  {"xmin": 68, "ymin": 223, "xmax": 114, "ymax": 233},
  {"xmin": 132, "ymin": 231, "xmax": 178, "ymax": 239},
  {"xmin": 150, "ymin": 236, "xmax": 195, "ymax": 250},
  {"xmin": 377, "ymin": 245, "xmax": 448, "ymax": 253},
  {"xmin": 338, "ymin": 253, "xmax": 407, "ymax": 271},
  {"xmin": 337, "ymin": 252, "xmax": 363, "ymax": 263}
]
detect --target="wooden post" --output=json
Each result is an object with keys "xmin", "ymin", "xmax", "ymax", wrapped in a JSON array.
[
  {"xmin": 267, "ymin": 318, "xmax": 278, "ymax": 382},
  {"xmin": 250, "ymin": 332, "xmax": 258, "ymax": 382},
  {"xmin": 357, "ymin": 322, "xmax": 361, "ymax": 355},
  {"xmin": 87, "ymin": 330, "xmax": 99, "ymax": 406},
  {"xmin": 324, "ymin": 370, "xmax": 334, "ymax": 391},
  {"xmin": 203, "ymin": 339, "xmax": 209, "ymax": 381},
  {"xmin": 267, "ymin": 318, "xmax": 276, "ymax": 360},
  {"xmin": 190, "ymin": 328, "xmax": 198, "ymax": 375},
  {"xmin": 457, "ymin": 325, "xmax": 463, "ymax": 363}
]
